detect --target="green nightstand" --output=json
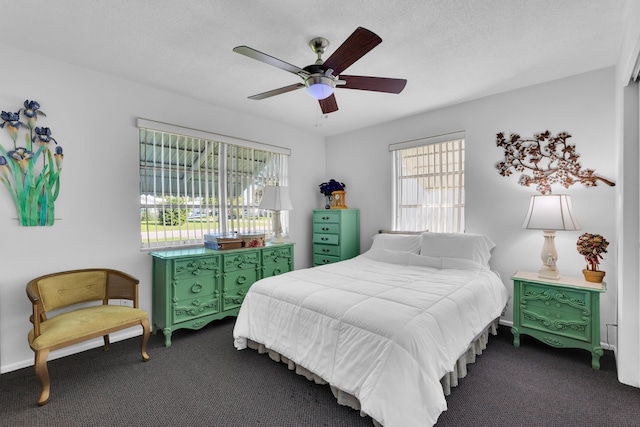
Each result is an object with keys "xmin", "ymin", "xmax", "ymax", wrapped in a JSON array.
[{"xmin": 511, "ymin": 271, "xmax": 606, "ymax": 369}]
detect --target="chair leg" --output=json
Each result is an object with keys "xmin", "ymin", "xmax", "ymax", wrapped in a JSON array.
[
  {"xmin": 34, "ymin": 349, "xmax": 51, "ymax": 406},
  {"xmin": 140, "ymin": 318, "xmax": 151, "ymax": 362},
  {"xmin": 103, "ymin": 334, "xmax": 111, "ymax": 351}
]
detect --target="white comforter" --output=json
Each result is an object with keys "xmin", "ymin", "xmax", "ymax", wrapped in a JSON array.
[{"xmin": 233, "ymin": 249, "xmax": 509, "ymax": 427}]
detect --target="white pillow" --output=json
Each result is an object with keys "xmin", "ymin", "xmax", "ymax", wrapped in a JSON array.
[
  {"xmin": 408, "ymin": 253, "xmax": 442, "ymax": 268},
  {"xmin": 362, "ymin": 248, "xmax": 411, "ymax": 265},
  {"xmin": 419, "ymin": 232, "xmax": 495, "ymax": 266},
  {"xmin": 370, "ymin": 233, "xmax": 422, "ymax": 253}
]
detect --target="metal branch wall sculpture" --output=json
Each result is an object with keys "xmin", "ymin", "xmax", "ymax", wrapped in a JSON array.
[{"xmin": 495, "ymin": 130, "xmax": 615, "ymax": 195}]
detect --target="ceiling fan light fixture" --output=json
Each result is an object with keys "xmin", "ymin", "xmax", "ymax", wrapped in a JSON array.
[{"xmin": 305, "ymin": 75, "xmax": 335, "ymax": 100}]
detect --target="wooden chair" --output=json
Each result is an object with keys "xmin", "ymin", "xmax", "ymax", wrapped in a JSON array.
[{"xmin": 26, "ymin": 268, "xmax": 150, "ymax": 406}]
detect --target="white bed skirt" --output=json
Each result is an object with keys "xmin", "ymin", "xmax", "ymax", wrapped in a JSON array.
[{"xmin": 246, "ymin": 319, "xmax": 500, "ymax": 426}]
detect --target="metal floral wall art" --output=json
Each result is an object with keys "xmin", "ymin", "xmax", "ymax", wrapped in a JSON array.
[
  {"xmin": 495, "ymin": 130, "xmax": 614, "ymax": 195},
  {"xmin": 0, "ymin": 100, "xmax": 64, "ymax": 226}
]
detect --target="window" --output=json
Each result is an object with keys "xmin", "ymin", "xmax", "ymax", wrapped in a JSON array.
[
  {"xmin": 390, "ymin": 132, "xmax": 465, "ymax": 232},
  {"xmin": 138, "ymin": 119, "xmax": 289, "ymax": 249}
]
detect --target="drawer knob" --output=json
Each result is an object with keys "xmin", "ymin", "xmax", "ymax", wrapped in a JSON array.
[
  {"xmin": 322, "ymin": 248, "xmax": 329, "ymax": 253},
  {"xmin": 322, "ymin": 227, "xmax": 329, "ymax": 231}
]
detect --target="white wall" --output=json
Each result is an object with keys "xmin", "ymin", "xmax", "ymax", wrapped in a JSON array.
[
  {"xmin": 326, "ymin": 67, "xmax": 619, "ymax": 351},
  {"xmin": 0, "ymin": 47, "xmax": 326, "ymax": 373}
]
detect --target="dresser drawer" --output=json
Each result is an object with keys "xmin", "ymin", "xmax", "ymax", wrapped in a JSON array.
[
  {"xmin": 313, "ymin": 211, "xmax": 341, "ymax": 224},
  {"xmin": 173, "ymin": 294, "xmax": 220, "ymax": 324},
  {"xmin": 173, "ymin": 256, "xmax": 219, "ymax": 278},
  {"xmin": 263, "ymin": 263, "xmax": 288, "ymax": 277},
  {"xmin": 172, "ymin": 277, "xmax": 216, "ymax": 301},
  {"xmin": 520, "ymin": 305, "xmax": 591, "ymax": 342},
  {"xmin": 313, "ymin": 234, "xmax": 340, "ymax": 245},
  {"xmin": 314, "ymin": 244, "xmax": 341, "ymax": 257},
  {"xmin": 314, "ymin": 253, "xmax": 341, "ymax": 265},
  {"xmin": 223, "ymin": 285, "xmax": 251, "ymax": 311},
  {"xmin": 313, "ymin": 223, "xmax": 339, "ymax": 234},
  {"xmin": 223, "ymin": 269, "xmax": 259, "ymax": 290},
  {"xmin": 222, "ymin": 251, "xmax": 260, "ymax": 272},
  {"xmin": 520, "ymin": 283, "xmax": 590, "ymax": 315},
  {"xmin": 262, "ymin": 246, "xmax": 293, "ymax": 265}
]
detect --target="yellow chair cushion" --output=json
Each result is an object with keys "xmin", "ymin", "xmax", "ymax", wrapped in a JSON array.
[{"xmin": 28, "ymin": 305, "xmax": 148, "ymax": 351}]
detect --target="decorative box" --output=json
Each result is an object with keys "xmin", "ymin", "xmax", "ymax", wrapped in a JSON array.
[
  {"xmin": 204, "ymin": 233, "xmax": 243, "ymax": 250},
  {"xmin": 239, "ymin": 232, "xmax": 265, "ymax": 248}
]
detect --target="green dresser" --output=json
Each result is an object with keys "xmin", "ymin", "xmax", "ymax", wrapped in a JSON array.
[
  {"xmin": 312, "ymin": 209, "xmax": 359, "ymax": 266},
  {"xmin": 150, "ymin": 243, "xmax": 294, "ymax": 346},
  {"xmin": 511, "ymin": 271, "xmax": 606, "ymax": 369}
]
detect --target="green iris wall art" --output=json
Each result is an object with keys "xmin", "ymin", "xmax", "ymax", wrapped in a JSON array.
[{"xmin": 0, "ymin": 100, "xmax": 63, "ymax": 226}]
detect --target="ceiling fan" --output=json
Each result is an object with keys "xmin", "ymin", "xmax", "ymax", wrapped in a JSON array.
[{"xmin": 233, "ymin": 27, "xmax": 407, "ymax": 114}]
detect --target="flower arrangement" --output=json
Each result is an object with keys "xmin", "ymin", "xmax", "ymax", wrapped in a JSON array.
[
  {"xmin": 319, "ymin": 179, "xmax": 346, "ymax": 209},
  {"xmin": 319, "ymin": 179, "xmax": 345, "ymax": 196},
  {"xmin": 576, "ymin": 233, "xmax": 609, "ymax": 271},
  {"xmin": 0, "ymin": 100, "xmax": 64, "ymax": 226}
]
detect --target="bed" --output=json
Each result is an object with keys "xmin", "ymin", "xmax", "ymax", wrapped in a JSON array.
[{"xmin": 233, "ymin": 232, "xmax": 509, "ymax": 427}]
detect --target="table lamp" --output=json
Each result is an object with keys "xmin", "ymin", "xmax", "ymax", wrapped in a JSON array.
[
  {"xmin": 258, "ymin": 185, "xmax": 293, "ymax": 243},
  {"xmin": 522, "ymin": 194, "xmax": 580, "ymax": 279}
]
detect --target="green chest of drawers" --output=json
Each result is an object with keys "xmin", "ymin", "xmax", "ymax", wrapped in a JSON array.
[
  {"xmin": 150, "ymin": 243, "xmax": 294, "ymax": 346},
  {"xmin": 313, "ymin": 209, "xmax": 360, "ymax": 266},
  {"xmin": 511, "ymin": 271, "xmax": 606, "ymax": 369}
]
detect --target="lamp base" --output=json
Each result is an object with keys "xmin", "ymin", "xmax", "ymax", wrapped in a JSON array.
[
  {"xmin": 271, "ymin": 210, "xmax": 286, "ymax": 243},
  {"xmin": 272, "ymin": 235, "xmax": 286, "ymax": 244},
  {"xmin": 538, "ymin": 265, "xmax": 560, "ymax": 280},
  {"xmin": 537, "ymin": 231, "xmax": 560, "ymax": 280}
]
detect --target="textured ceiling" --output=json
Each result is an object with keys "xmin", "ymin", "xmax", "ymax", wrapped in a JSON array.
[{"xmin": 0, "ymin": 1, "xmax": 627, "ymax": 136}]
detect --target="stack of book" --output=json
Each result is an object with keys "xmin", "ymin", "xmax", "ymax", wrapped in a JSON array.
[{"xmin": 204, "ymin": 233, "xmax": 243, "ymax": 250}]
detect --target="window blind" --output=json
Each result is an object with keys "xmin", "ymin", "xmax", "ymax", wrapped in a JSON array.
[
  {"xmin": 139, "ymin": 122, "xmax": 288, "ymax": 249},
  {"xmin": 391, "ymin": 136, "xmax": 465, "ymax": 233}
]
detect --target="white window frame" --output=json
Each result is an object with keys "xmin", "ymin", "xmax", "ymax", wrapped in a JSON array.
[
  {"xmin": 138, "ymin": 118, "xmax": 290, "ymax": 250},
  {"xmin": 390, "ymin": 131, "xmax": 465, "ymax": 233}
]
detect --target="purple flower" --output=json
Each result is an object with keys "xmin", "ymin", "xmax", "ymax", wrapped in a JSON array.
[
  {"xmin": 8, "ymin": 147, "xmax": 34, "ymax": 173},
  {"xmin": 0, "ymin": 155, "xmax": 10, "ymax": 181},
  {"xmin": 54, "ymin": 146, "xmax": 64, "ymax": 168},
  {"xmin": 0, "ymin": 111, "xmax": 24, "ymax": 139},
  {"xmin": 21, "ymin": 100, "xmax": 46, "ymax": 119},
  {"xmin": 33, "ymin": 127, "xmax": 57, "ymax": 145},
  {"xmin": 319, "ymin": 179, "xmax": 346, "ymax": 196}
]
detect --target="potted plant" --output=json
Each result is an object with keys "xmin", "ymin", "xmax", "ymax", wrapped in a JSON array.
[
  {"xmin": 319, "ymin": 179, "xmax": 345, "ymax": 209},
  {"xmin": 576, "ymin": 233, "xmax": 609, "ymax": 283}
]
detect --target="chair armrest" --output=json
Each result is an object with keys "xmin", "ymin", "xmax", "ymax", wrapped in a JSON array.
[
  {"xmin": 26, "ymin": 280, "xmax": 44, "ymax": 335},
  {"xmin": 26, "ymin": 280, "xmax": 41, "ymax": 304}
]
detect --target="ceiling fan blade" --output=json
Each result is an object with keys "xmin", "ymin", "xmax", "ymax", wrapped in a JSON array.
[
  {"xmin": 319, "ymin": 94, "xmax": 339, "ymax": 114},
  {"xmin": 323, "ymin": 27, "xmax": 382, "ymax": 75},
  {"xmin": 248, "ymin": 83, "xmax": 304, "ymax": 100},
  {"xmin": 233, "ymin": 46, "xmax": 307, "ymax": 76},
  {"xmin": 339, "ymin": 75, "xmax": 407, "ymax": 94}
]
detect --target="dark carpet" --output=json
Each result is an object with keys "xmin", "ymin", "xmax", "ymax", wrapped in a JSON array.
[{"xmin": 1, "ymin": 318, "xmax": 639, "ymax": 427}]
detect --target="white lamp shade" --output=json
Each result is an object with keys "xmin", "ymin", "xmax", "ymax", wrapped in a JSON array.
[
  {"xmin": 522, "ymin": 194, "xmax": 580, "ymax": 231},
  {"xmin": 258, "ymin": 185, "xmax": 293, "ymax": 211}
]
